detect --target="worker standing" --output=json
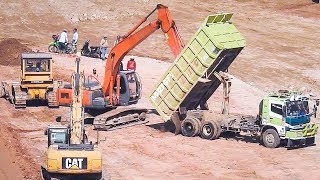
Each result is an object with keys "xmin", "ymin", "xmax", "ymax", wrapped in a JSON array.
[
  {"xmin": 72, "ymin": 28, "xmax": 79, "ymax": 53},
  {"xmin": 127, "ymin": 58, "xmax": 136, "ymax": 71},
  {"xmin": 100, "ymin": 36, "xmax": 109, "ymax": 60},
  {"xmin": 58, "ymin": 29, "xmax": 68, "ymax": 52}
]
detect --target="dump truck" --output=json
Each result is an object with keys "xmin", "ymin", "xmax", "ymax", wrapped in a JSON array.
[
  {"xmin": 0, "ymin": 53, "xmax": 59, "ymax": 108},
  {"xmin": 41, "ymin": 58, "xmax": 102, "ymax": 179},
  {"xmin": 149, "ymin": 13, "xmax": 319, "ymax": 148}
]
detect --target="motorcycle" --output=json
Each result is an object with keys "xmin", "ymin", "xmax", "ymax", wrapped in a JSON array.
[
  {"xmin": 48, "ymin": 34, "xmax": 75, "ymax": 54},
  {"xmin": 81, "ymin": 40, "xmax": 101, "ymax": 58}
]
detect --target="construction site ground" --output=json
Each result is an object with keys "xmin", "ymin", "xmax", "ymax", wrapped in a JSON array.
[{"xmin": 0, "ymin": 0, "xmax": 320, "ymax": 179}]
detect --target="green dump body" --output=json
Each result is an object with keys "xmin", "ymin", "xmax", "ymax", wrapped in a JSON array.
[{"xmin": 149, "ymin": 13, "xmax": 246, "ymax": 121}]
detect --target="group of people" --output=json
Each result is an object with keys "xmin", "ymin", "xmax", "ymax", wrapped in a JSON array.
[
  {"xmin": 57, "ymin": 28, "xmax": 78, "ymax": 52},
  {"xmin": 56, "ymin": 28, "xmax": 137, "ymax": 71},
  {"xmin": 58, "ymin": 28, "xmax": 107, "ymax": 60}
]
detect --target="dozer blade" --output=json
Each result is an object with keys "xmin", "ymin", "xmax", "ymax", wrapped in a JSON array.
[{"xmin": 93, "ymin": 108, "xmax": 148, "ymax": 131}]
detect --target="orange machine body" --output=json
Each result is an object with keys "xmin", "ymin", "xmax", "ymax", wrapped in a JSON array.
[{"xmin": 57, "ymin": 4, "xmax": 184, "ymax": 109}]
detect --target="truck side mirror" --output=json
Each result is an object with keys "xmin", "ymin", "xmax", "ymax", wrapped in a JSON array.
[
  {"xmin": 44, "ymin": 128, "xmax": 48, "ymax": 135},
  {"xmin": 314, "ymin": 105, "xmax": 317, "ymax": 118},
  {"xmin": 56, "ymin": 116, "xmax": 62, "ymax": 122}
]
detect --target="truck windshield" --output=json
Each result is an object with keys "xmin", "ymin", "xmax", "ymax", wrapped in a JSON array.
[
  {"xmin": 25, "ymin": 59, "xmax": 50, "ymax": 72},
  {"xmin": 286, "ymin": 101, "xmax": 309, "ymax": 117}
]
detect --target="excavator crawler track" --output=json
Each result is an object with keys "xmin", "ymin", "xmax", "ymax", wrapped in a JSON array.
[
  {"xmin": 13, "ymin": 86, "xmax": 27, "ymax": 108},
  {"xmin": 47, "ymin": 90, "xmax": 59, "ymax": 108},
  {"xmin": 93, "ymin": 108, "xmax": 148, "ymax": 131}
]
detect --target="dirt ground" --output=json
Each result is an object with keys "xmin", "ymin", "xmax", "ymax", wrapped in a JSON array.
[
  {"xmin": 0, "ymin": 38, "xmax": 31, "ymax": 66},
  {"xmin": 0, "ymin": 0, "xmax": 320, "ymax": 179}
]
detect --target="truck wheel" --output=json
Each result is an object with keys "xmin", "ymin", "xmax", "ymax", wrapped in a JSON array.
[
  {"xmin": 306, "ymin": 137, "xmax": 315, "ymax": 146},
  {"xmin": 262, "ymin": 129, "xmax": 280, "ymax": 148},
  {"xmin": 181, "ymin": 118, "xmax": 200, "ymax": 137},
  {"xmin": 200, "ymin": 120, "xmax": 218, "ymax": 140}
]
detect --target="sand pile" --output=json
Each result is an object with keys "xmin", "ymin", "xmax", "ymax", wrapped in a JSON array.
[{"xmin": 0, "ymin": 38, "xmax": 32, "ymax": 66}]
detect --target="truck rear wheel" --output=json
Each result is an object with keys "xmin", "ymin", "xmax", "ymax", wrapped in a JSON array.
[
  {"xmin": 181, "ymin": 118, "xmax": 200, "ymax": 137},
  {"xmin": 262, "ymin": 129, "xmax": 280, "ymax": 148},
  {"xmin": 200, "ymin": 120, "xmax": 219, "ymax": 140}
]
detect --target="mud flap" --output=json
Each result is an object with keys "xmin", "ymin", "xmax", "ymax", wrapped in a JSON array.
[{"xmin": 171, "ymin": 112, "xmax": 181, "ymax": 135}]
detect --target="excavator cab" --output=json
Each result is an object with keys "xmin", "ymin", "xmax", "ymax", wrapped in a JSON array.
[
  {"xmin": 118, "ymin": 71, "xmax": 142, "ymax": 106},
  {"xmin": 57, "ymin": 71, "xmax": 141, "ymax": 108},
  {"xmin": 45, "ymin": 126, "xmax": 69, "ymax": 147}
]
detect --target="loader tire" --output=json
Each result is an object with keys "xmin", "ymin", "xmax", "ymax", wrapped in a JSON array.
[
  {"xmin": 181, "ymin": 117, "xmax": 201, "ymax": 137},
  {"xmin": 262, "ymin": 129, "xmax": 280, "ymax": 148},
  {"xmin": 200, "ymin": 120, "xmax": 219, "ymax": 140}
]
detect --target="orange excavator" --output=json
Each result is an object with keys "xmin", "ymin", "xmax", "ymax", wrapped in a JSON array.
[{"xmin": 57, "ymin": 4, "xmax": 184, "ymax": 130}]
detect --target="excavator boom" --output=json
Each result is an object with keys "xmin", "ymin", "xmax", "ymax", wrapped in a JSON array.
[
  {"xmin": 70, "ymin": 58, "xmax": 84, "ymax": 144},
  {"xmin": 102, "ymin": 4, "xmax": 184, "ymax": 104}
]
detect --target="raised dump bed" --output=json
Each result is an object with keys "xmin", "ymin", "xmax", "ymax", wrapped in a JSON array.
[{"xmin": 149, "ymin": 13, "xmax": 246, "ymax": 121}]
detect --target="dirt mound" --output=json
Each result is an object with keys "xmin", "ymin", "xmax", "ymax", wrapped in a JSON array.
[{"xmin": 0, "ymin": 38, "xmax": 32, "ymax": 66}]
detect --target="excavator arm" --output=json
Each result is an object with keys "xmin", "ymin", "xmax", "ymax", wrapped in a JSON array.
[
  {"xmin": 70, "ymin": 58, "xmax": 84, "ymax": 144},
  {"xmin": 102, "ymin": 4, "xmax": 184, "ymax": 104}
]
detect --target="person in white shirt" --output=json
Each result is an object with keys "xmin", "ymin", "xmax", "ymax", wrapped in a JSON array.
[
  {"xmin": 58, "ymin": 29, "xmax": 68, "ymax": 51},
  {"xmin": 100, "ymin": 36, "xmax": 108, "ymax": 60},
  {"xmin": 72, "ymin": 28, "xmax": 79, "ymax": 53}
]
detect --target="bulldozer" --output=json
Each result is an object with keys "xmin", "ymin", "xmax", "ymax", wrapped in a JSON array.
[
  {"xmin": 41, "ymin": 58, "xmax": 102, "ymax": 179},
  {"xmin": 0, "ymin": 53, "xmax": 58, "ymax": 108}
]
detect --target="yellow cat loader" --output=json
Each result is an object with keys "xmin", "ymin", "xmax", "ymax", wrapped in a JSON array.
[
  {"xmin": 41, "ymin": 58, "xmax": 102, "ymax": 179},
  {"xmin": 0, "ymin": 53, "xmax": 58, "ymax": 108}
]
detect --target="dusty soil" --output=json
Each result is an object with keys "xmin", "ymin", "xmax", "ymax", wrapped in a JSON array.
[
  {"xmin": 0, "ymin": 0, "xmax": 320, "ymax": 179},
  {"xmin": 0, "ymin": 38, "xmax": 32, "ymax": 66}
]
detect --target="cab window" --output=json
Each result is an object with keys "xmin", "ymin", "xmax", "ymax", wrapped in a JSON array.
[
  {"xmin": 50, "ymin": 132, "xmax": 67, "ymax": 145},
  {"xmin": 271, "ymin": 103, "xmax": 283, "ymax": 115},
  {"xmin": 25, "ymin": 59, "xmax": 50, "ymax": 72}
]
